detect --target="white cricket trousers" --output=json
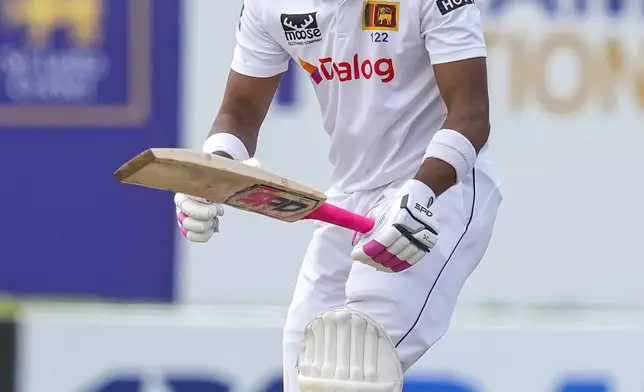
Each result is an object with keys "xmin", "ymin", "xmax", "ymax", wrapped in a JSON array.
[{"xmin": 282, "ymin": 155, "xmax": 502, "ymax": 392}]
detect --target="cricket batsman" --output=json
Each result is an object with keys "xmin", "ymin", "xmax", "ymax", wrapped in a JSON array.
[{"xmin": 174, "ymin": 0, "xmax": 503, "ymax": 390}]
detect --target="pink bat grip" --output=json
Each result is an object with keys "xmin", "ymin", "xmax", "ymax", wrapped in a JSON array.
[{"xmin": 304, "ymin": 202, "xmax": 374, "ymax": 233}]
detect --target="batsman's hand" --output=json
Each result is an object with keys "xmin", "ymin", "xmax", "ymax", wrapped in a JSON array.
[
  {"xmin": 175, "ymin": 157, "xmax": 260, "ymax": 243},
  {"xmin": 351, "ymin": 179, "xmax": 439, "ymax": 273}
]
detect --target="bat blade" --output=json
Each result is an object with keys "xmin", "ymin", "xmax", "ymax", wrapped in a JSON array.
[
  {"xmin": 114, "ymin": 148, "xmax": 325, "ymax": 222},
  {"xmin": 114, "ymin": 148, "xmax": 374, "ymax": 232}
]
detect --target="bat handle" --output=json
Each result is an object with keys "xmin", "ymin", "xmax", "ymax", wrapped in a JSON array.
[{"xmin": 304, "ymin": 203, "xmax": 375, "ymax": 233}]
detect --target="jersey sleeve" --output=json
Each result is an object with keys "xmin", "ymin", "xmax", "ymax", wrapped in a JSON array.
[
  {"xmin": 420, "ymin": 0, "xmax": 487, "ymax": 65},
  {"xmin": 231, "ymin": 0, "xmax": 290, "ymax": 77}
]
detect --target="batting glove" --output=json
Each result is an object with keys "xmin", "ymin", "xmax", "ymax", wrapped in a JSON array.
[
  {"xmin": 351, "ymin": 179, "xmax": 439, "ymax": 273},
  {"xmin": 175, "ymin": 157, "xmax": 260, "ymax": 243}
]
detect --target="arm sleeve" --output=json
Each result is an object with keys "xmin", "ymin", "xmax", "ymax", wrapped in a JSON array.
[
  {"xmin": 421, "ymin": 0, "xmax": 487, "ymax": 65},
  {"xmin": 231, "ymin": 0, "xmax": 291, "ymax": 77}
]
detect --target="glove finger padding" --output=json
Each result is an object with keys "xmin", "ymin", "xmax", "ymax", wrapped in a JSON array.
[
  {"xmin": 387, "ymin": 235, "xmax": 411, "ymax": 255},
  {"xmin": 176, "ymin": 208, "xmax": 218, "ymax": 233},
  {"xmin": 350, "ymin": 179, "xmax": 440, "ymax": 273},
  {"xmin": 183, "ymin": 228, "xmax": 216, "ymax": 243},
  {"xmin": 174, "ymin": 193, "xmax": 224, "ymax": 220}
]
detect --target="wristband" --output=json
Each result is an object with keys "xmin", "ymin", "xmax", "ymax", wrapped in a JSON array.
[
  {"xmin": 423, "ymin": 129, "xmax": 477, "ymax": 183},
  {"xmin": 202, "ymin": 133, "xmax": 250, "ymax": 161}
]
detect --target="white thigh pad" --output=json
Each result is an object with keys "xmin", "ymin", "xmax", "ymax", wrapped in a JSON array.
[{"xmin": 297, "ymin": 307, "xmax": 403, "ymax": 392}]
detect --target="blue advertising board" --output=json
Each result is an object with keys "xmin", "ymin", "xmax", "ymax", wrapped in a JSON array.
[
  {"xmin": 0, "ymin": 0, "xmax": 180, "ymax": 301},
  {"xmin": 86, "ymin": 373, "xmax": 612, "ymax": 392}
]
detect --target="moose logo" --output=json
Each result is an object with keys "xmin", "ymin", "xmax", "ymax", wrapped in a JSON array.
[{"xmin": 280, "ymin": 12, "xmax": 322, "ymax": 46}]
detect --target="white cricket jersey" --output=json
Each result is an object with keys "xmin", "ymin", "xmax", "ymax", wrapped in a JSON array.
[{"xmin": 232, "ymin": 0, "xmax": 487, "ymax": 192}]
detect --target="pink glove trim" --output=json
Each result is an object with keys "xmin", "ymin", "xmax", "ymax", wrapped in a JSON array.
[{"xmin": 364, "ymin": 240, "xmax": 413, "ymax": 272}]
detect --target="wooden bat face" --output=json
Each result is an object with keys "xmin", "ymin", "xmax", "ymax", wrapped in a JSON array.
[{"xmin": 114, "ymin": 148, "xmax": 326, "ymax": 222}]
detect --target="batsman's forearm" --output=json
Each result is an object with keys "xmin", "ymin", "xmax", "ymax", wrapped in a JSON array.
[
  {"xmin": 210, "ymin": 111, "xmax": 261, "ymax": 157},
  {"xmin": 442, "ymin": 108, "xmax": 490, "ymax": 153},
  {"xmin": 414, "ymin": 158, "xmax": 456, "ymax": 197}
]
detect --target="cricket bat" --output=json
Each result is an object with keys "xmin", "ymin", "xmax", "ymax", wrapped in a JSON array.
[{"xmin": 114, "ymin": 148, "xmax": 375, "ymax": 233}]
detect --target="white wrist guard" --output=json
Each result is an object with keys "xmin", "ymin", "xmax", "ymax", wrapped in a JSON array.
[
  {"xmin": 423, "ymin": 129, "xmax": 477, "ymax": 183},
  {"xmin": 202, "ymin": 133, "xmax": 250, "ymax": 161}
]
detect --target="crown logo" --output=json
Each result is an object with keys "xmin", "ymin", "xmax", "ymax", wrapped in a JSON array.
[{"xmin": 1, "ymin": 0, "xmax": 103, "ymax": 49}]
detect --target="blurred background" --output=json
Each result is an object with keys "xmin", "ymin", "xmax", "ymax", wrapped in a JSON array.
[{"xmin": 0, "ymin": 0, "xmax": 643, "ymax": 391}]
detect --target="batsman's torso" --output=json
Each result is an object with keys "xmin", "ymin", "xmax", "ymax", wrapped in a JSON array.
[{"xmin": 260, "ymin": 0, "xmax": 447, "ymax": 192}]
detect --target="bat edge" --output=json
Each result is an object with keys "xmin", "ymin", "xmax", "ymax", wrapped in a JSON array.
[{"xmin": 113, "ymin": 148, "xmax": 158, "ymax": 182}]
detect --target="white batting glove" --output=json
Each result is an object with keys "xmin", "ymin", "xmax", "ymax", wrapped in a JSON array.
[
  {"xmin": 351, "ymin": 179, "xmax": 439, "ymax": 273},
  {"xmin": 175, "ymin": 157, "xmax": 260, "ymax": 243}
]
